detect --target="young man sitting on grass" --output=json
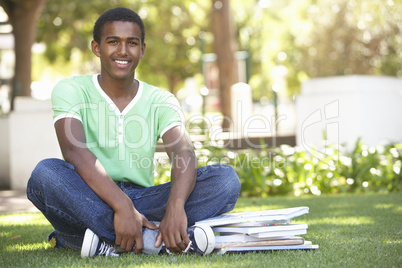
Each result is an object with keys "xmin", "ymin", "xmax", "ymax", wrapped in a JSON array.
[{"xmin": 27, "ymin": 7, "xmax": 240, "ymax": 257}]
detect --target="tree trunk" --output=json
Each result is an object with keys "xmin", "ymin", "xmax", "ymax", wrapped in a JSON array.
[
  {"xmin": 211, "ymin": 0, "xmax": 238, "ymax": 131},
  {"xmin": 166, "ymin": 74, "xmax": 178, "ymax": 95},
  {"xmin": 0, "ymin": 0, "xmax": 47, "ymax": 103}
]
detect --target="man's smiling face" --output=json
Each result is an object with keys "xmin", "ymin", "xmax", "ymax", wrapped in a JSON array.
[{"xmin": 92, "ymin": 21, "xmax": 146, "ymax": 81}]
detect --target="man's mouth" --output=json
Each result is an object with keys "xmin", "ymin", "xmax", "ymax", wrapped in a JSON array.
[{"xmin": 114, "ymin": 60, "xmax": 129, "ymax": 65}]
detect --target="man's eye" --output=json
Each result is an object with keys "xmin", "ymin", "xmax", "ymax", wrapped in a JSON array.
[{"xmin": 108, "ymin": 40, "xmax": 117, "ymax": 44}]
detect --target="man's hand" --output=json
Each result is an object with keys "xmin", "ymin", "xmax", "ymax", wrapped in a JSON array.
[
  {"xmin": 114, "ymin": 204, "xmax": 158, "ymax": 253},
  {"xmin": 154, "ymin": 202, "xmax": 189, "ymax": 253},
  {"xmin": 156, "ymin": 126, "xmax": 197, "ymax": 253},
  {"xmin": 54, "ymin": 118, "xmax": 159, "ymax": 253}
]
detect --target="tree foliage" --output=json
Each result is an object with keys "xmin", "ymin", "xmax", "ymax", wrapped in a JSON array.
[
  {"xmin": 36, "ymin": 0, "xmax": 211, "ymax": 94},
  {"xmin": 232, "ymin": 0, "xmax": 401, "ymax": 100},
  {"xmin": 155, "ymin": 140, "xmax": 402, "ymax": 197},
  {"xmin": 35, "ymin": 0, "xmax": 401, "ymax": 101},
  {"xmin": 293, "ymin": 0, "xmax": 401, "ymax": 78}
]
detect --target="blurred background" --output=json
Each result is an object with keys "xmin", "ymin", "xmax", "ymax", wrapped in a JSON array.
[
  {"xmin": 1, "ymin": 0, "xmax": 400, "ymax": 114},
  {"xmin": 0, "ymin": 0, "xmax": 401, "ymax": 195}
]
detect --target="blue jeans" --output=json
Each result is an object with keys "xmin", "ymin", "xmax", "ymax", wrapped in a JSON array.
[{"xmin": 27, "ymin": 158, "xmax": 240, "ymax": 250}]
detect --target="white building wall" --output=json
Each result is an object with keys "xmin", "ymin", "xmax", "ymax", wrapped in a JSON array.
[
  {"xmin": 0, "ymin": 97, "xmax": 61, "ymax": 190},
  {"xmin": 296, "ymin": 75, "xmax": 402, "ymax": 153}
]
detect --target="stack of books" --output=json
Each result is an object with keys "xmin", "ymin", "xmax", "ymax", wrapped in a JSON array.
[{"xmin": 195, "ymin": 206, "xmax": 319, "ymax": 254}]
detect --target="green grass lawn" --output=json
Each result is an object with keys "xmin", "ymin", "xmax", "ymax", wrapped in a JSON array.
[{"xmin": 1, "ymin": 192, "xmax": 401, "ymax": 268}]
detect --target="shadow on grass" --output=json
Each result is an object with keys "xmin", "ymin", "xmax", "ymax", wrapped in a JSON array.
[
  {"xmin": 235, "ymin": 192, "xmax": 402, "ymax": 266},
  {"xmin": 1, "ymin": 193, "xmax": 401, "ymax": 267}
]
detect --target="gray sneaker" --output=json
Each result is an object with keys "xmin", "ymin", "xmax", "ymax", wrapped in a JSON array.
[{"xmin": 81, "ymin": 229, "xmax": 119, "ymax": 258}]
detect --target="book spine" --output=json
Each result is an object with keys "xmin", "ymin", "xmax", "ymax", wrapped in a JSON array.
[{"xmin": 214, "ymin": 237, "xmax": 305, "ymax": 249}]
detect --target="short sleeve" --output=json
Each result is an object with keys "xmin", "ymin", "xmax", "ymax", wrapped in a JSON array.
[
  {"xmin": 156, "ymin": 94, "xmax": 185, "ymax": 138},
  {"xmin": 51, "ymin": 79, "xmax": 83, "ymax": 124}
]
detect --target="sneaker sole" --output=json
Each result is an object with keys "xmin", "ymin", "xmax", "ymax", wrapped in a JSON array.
[
  {"xmin": 81, "ymin": 229, "xmax": 99, "ymax": 258},
  {"xmin": 193, "ymin": 224, "xmax": 215, "ymax": 255}
]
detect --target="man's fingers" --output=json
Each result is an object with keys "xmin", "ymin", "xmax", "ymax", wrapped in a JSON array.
[
  {"xmin": 125, "ymin": 237, "xmax": 136, "ymax": 253},
  {"xmin": 157, "ymin": 224, "xmax": 191, "ymax": 253},
  {"xmin": 115, "ymin": 231, "xmax": 142, "ymax": 253},
  {"xmin": 143, "ymin": 218, "xmax": 159, "ymax": 230},
  {"xmin": 168, "ymin": 231, "xmax": 186, "ymax": 253},
  {"xmin": 176, "ymin": 240, "xmax": 186, "ymax": 252},
  {"xmin": 133, "ymin": 236, "xmax": 143, "ymax": 254},
  {"xmin": 176, "ymin": 228, "xmax": 189, "ymax": 251},
  {"xmin": 118, "ymin": 237, "xmax": 127, "ymax": 252},
  {"xmin": 155, "ymin": 231, "xmax": 163, "ymax": 248},
  {"xmin": 114, "ymin": 235, "xmax": 122, "ymax": 249},
  {"xmin": 181, "ymin": 229, "xmax": 190, "ymax": 250}
]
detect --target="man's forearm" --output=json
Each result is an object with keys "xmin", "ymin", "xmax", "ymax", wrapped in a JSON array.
[
  {"xmin": 65, "ymin": 147, "xmax": 133, "ymax": 212},
  {"xmin": 166, "ymin": 148, "xmax": 197, "ymax": 210}
]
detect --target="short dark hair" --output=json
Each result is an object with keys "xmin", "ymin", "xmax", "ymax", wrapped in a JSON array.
[{"xmin": 93, "ymin": 7, "xmax": 145, "ymax": 44}]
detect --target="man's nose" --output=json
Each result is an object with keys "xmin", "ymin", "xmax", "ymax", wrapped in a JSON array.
[{"xmin": 118, "ymin": 42, "xmax": 127, "ymax": 55}]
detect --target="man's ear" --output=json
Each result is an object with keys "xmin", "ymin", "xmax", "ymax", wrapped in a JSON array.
[{"xmin": 91, "ymin": 40, "xmax": 101, "ymax": 57}]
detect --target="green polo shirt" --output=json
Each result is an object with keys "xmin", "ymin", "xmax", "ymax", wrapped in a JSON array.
[{"xmin": 51, "ymin": 74, "xmax": 183, "ymax": 187}]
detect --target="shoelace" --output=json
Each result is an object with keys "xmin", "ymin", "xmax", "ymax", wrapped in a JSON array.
[
  {"xmin": 165, "ymin": 240, "xmax": 193, "ymax": 254},
  {"xmin": 182, "ymin": 240, "xmax": 193, "ymax": 253},
  {"xmin": 98, "ymin": 241, "xmax": 120, "ymax": 257}
]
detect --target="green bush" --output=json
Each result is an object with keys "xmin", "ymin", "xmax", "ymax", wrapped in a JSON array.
[{"xmin": 154, "ymin": 139, "xmax": 402, "ymax": 197}]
